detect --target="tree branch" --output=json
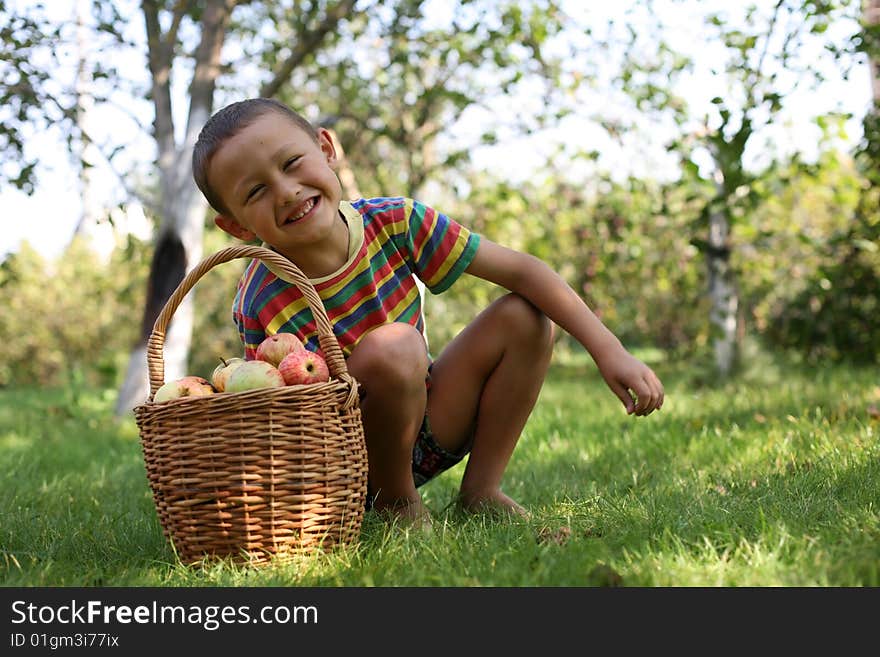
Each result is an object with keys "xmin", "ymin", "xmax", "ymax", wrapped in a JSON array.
[
  {"xmin": 186, "ymin": 0, "xmax": 236, "ymax": 120},
  {"xmin": 746, "ymin": 0, "xmax": 785, "ymax": 108},
  {"xmin": 45, "ymin": 93, "xmax": 150, "ymax": 212},
  {"xmin": 259, "ymin": 0, "xmax": 359, "ymax": 98},
  {"xmin": 177, "ymin": 0, "xmax": 238, "ymax": 197},
  {"xmin": 142, "ymin": 0, "xmax": 175, "ymax": 175},
  {"xmin": 162, "ymin": 0, "xmax": 191, "ymax": 55}
]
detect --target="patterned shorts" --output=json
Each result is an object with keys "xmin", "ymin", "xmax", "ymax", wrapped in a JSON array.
[{"xmin": 411, "ymin": 412, "xmax": 471, "ymax": 487}]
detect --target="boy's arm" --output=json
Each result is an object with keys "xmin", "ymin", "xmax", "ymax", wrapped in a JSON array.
[{"xmin": 465, "ymin": 238, "xmax": 664, "ymax": 416}]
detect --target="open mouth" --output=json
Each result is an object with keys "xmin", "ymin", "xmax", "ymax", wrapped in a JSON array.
[{"xmin": 283, "ymin": 196, "xmax": 318, "ymax": 226}]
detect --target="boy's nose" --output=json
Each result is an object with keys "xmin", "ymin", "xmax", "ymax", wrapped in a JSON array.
[{"xmin": 277, "ymin": 182, "xmax": 303, "ymax": 207}]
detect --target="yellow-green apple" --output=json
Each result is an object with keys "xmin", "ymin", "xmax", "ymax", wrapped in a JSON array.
[
  {"xmin": 279, "ymin": 349, "xmax": 330, "ymax": 386},
  {"xmin": 224, "ymin": 360, "xmax": 286, "ymax": 393},
  {"xmin": 211, "ymin": 356, "xmax": 245, "ymax": 392},
  {"xmin": 255, "ymin": 333, "xmax": 305, "ymax": 367},
  {"xmin": 153, "ymin": 375, "xmax": 215, "ymax": 402}
]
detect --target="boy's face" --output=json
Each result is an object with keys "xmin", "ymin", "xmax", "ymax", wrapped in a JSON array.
[{"xmin": 208, "ymin": 111, "xmax": 344, "ymax": 259}]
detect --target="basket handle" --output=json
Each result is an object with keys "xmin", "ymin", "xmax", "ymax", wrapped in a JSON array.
[{"xmin": 146, "ymin": 244, "xmax": 355, "ymax": 402}]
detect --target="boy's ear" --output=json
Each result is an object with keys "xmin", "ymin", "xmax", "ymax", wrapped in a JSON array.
[
  {"xmin": 316, "ymin": 127, "xmax": 339, "ymax": 167},
  {"xmin": 214, "ymin": 215, "xmax": 257, "ymax": 242}
]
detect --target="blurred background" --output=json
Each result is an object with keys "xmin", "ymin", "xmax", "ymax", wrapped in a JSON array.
[{"xmin": 1, "ymin": 0, "xmax": 877, "ymax": 414}]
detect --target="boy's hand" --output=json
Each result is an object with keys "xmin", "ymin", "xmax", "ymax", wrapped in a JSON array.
[{"xmin": 595, "ymin": 349, "xmax": 664, "ymax": 416}]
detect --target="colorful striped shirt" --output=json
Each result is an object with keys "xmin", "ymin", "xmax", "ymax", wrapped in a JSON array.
[{"xmin": 231, "ymin": 197, "xmax": 481, "ymax": 359}]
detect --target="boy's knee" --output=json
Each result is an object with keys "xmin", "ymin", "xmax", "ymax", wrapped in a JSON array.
[
  {"xmin": 348, "ymin": 322, "xmax": 430, "ymax": 390},
  {"xmin": 493, "ymin": 293, "xmax": 554, "ymax": 351}
]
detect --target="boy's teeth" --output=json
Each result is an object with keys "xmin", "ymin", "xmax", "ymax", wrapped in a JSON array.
[{"xmin": 289, "ymin": 198, "xmax": 314, "ymax": 222}]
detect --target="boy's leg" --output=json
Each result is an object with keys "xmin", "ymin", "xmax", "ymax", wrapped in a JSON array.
[
  {"xmin": 426, "ymin": 293, "xmax": 554, "ymax": 515},
  {"xmin": 345, "ymin": 322, "xmax": 431, "ymax": 522}
]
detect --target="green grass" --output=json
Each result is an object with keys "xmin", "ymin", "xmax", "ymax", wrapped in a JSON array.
[{"xmin": 1, "ymin": 358, "xmax": 878, "ymax": 587}]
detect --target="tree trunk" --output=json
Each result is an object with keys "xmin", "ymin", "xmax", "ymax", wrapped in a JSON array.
[
  {"xmin": 707, "ymin": 180, "xmax": 738, "ymax": 377},
  {"xmin": 115, "ymin": 0, "xmax": 232, "ymax": 415}
]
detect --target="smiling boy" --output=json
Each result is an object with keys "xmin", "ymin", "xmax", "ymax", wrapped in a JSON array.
[{"xmin": 192, "ymin": 98, "xmax": 664, "ymax": 526}]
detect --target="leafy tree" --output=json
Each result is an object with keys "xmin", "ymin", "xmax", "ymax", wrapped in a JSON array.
[
  {"xmin": 0, "ymin": 237, "xmax": 150, "ymax": 388},
  {"xmin": 273, "ymin": 0, "xmax": 574, "ymax": 199},
  {"xmin": 766, "ymin": 0, "xmax": 879, "ymax": 362},
  {"xmin": 433, "ymin": 167, "xmax": 710, "ymax": 359},
  {"xmin": 615, "ymin": 0, "xmax": 862, "ymax": 375},
  {"xmin": 0, "ymin": 0, "xmax": 66, "ymax": 193}
]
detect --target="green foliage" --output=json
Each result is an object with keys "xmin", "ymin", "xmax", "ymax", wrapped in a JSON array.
[
  {"xmin": 0, "ymin": 0, "xmax": 67, "ymax": 193},
  {"xmin": 767, "ymin": 239, "xmax": 879, "ymax": 363},
  {"xmin": 432, "ymin": 169, "xmax": 712, "ymax": 357},
  {"xmin": 754, "ymin": 0, "xmax": 880, "ymax": 365},
  {"xmin": 0, "ymin": 225, "xmax": 257, "ymax": 388},
  {"xmin": 741, "ymin": 150, "xmax": 878, "ymax": 362},
  {"xmin": 428, "ymin": 140, "xmax": 875, "ymax": 367},
  {"xmin": 0, "ymin": 237, "xmax": 149, "ymax": 388},
  {"xmin": 277, "ymin": 0, "xmax": 573, "ymax": 197},
  {"xmin": 607, "ymin": 1, "xmax": 865, "ymax": 375}
]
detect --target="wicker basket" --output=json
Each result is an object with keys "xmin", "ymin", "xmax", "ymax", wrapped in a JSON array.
[{"xmin": 134, "ymin": 245, "xmax": 368, "ymax": 565}]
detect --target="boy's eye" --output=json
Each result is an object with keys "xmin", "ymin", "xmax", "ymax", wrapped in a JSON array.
[
  {"xmin": 283, "ymin": 156, "xmax": 299, "ymax": 170},
  {"xmin": 245, "ymin": 185, "xmax": 263, "ymax": 203}
]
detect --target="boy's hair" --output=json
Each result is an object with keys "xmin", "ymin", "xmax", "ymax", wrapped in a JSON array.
[{"xmin": 192, "ymin": 98, "xmax": 318, "ymax": 215}]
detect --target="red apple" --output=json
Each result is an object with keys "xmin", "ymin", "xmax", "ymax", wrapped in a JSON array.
[
  {"xmin": 224, "ymin": 359, "xmax": 286, "ymax": 393},
  {"xmin": 255, "ymin": 332, "xmax": 305, "ymax": 367},
  {"xmin": 211, "ymin": 356, "xmax": 245, "ymax": 392},
  {"xmin": 278, "ymin": 349, "xmax": 330, "ymax": 386},
  {"xmin": 153, "ymin": 375, "xmax": 215, "ymax": 402}
]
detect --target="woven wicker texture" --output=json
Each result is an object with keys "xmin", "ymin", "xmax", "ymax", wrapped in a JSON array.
[{"xmin": 134, "ymin": 245, "xmax": 368, "ymax": 565}]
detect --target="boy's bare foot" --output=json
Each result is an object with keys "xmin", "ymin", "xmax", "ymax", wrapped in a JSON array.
[
  {"xmin": 372, "ymin": 497, "xmax": 433, "ymax": 532},
  {"xmin": 457, "ymin": 490, "xmax": 531, "ymax": 520}
]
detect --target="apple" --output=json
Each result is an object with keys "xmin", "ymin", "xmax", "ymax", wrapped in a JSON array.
[
  {"xmin": 255, "ymin": 332, "xmax": 305, "ymax": 367},
  {"xmin": 224, "ymin": 359, "xmax": 286, "ymax": 393},
  {"xmin": 279, "ymin": 349, "xmax": 330, "ymax": 386},
  {"xmin": 153, "ymin": 375, "xmax": 215, "ymax": 402},
  {"xmin": 211, "ymin": 356, "xmax": 245, "ymax": 392}
]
